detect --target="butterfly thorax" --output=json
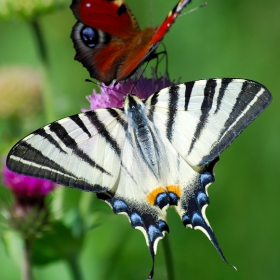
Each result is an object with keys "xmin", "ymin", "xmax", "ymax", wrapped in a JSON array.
[{"xmin": 124, "ymin": 95, "xmax": 159, "ymax": 170}]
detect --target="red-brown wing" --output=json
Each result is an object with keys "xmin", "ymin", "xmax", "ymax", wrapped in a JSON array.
[{"xmin": 70, "ymin": 0, "xmax": 140, "ymax": 39}]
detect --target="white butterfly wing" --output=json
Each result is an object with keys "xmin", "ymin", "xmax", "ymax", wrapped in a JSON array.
[
  {"xmin": 145, "ymin": 78, "xmax": 271, "ymax": 168},
  {"xmin": 7, "ymin": 108, "xmax": 127, "ymax": 193}
]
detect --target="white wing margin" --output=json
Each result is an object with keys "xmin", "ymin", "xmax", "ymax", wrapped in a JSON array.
[
  {"xmin": 145, "ymin": 78, "xmax": 272, "ymax": 168},
  {"xmin": 7, "ymin": 108, "xmax": 127, "ymax": 192}
]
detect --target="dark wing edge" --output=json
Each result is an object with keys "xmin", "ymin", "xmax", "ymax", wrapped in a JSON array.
[{"xmin": 200, "ymin": 78, "xmax": 272, "ymax": 165}]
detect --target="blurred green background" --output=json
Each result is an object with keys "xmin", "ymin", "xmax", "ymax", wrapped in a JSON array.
[{"xmin": 0, "ymin": 0, "xmax": 279, "ymax": 279}]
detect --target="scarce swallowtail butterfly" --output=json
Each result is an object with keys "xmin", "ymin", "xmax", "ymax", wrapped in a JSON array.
[{"xmin": 7, "ymin": 78, "xmax": 271, "ymax": 279}]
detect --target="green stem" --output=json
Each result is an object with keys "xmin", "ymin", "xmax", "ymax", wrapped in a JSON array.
[
  {"xmin": 67, "ymin": 254, "xmax": 84, "ymax": 280},
  {"xmin": 29, "ymin": 19, "xmax": 63, "ymax": 207},
  {"xmin": 22, "ymin": 239, "xmax": 33, "ymax": 280},
  {"xmin": 29, "ymin": 19, "xmax": 55, "ymax": 123},
  {"xmin": 30, "ymin": 20, "xmax": 48, "ymax": 65},
  {"xmin": 79, "ymin": 192, "xmax": 94, "ymax": 218},
  {"xmin": 102, "ymin": 228, "xmax": 131, "ymax": 279},
  {"xmin": 162, "ymin": 236, "xmax": 175, "ymax": 280}
]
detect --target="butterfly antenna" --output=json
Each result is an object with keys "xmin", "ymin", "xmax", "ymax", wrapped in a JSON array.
[
  {"xmin": 151, "ymin": 45, "xmax": 169, "ymax": 80},
  {"xmin": 149, "ymin": 0, "xmax": 154, "ymax": 27},
  {"xmin": 85, "ymin": 78, "xmax": 96, "ymax": 84},
  {"xmin": 179, "ymin": 2, "xmax": 207, "ymax": 17},
  {"xmin": 130, "ymin": 62, "xmax": 150, "ymax": 94}
]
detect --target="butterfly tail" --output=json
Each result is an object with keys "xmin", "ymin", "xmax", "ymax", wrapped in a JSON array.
[
  {"xmin": 174, "ymin": 158, "xmax": 236, "ymax": 268},
  {"xmin": 96, "ymin": 192, "xmax": 169, "ymax": 279}
]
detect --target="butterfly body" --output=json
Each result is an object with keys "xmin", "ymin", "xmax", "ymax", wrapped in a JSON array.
[
  {"xmin": 70, "ymin": 0, "xmax": 192, "ymax": 84},
  {"xmin": 7, "ymin": 78, "xmax": 271, "ymax": 278}
]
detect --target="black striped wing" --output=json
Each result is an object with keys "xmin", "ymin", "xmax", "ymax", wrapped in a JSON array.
[
  {"xmin": 7, "ymin": 108, "xmax": 127, "ymax": 192},
  {"xmin": 145, "ymin": 78, "xmax": 272, "ymax": 168}
]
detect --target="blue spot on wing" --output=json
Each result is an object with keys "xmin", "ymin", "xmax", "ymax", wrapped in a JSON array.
[
  {"xmin": 168, "ymin": 192, "xmax": 179, "ymax": 205},
  {"xmin": 113, "ymin": 199, "xmax": 128, "ymax": 213},
  {"xmin": 130, "ymin": 212, "xmax": 144, "ymax": 227},
  {"xmin": 191, "ymin": 212, "xmax": 204, "ymax": 226},
  {"xmin": 155, "ymin": 192, "xmax": 169, "ymax": 209},
  {"xmin": 200, "ymin": 171, "xmax": 214, "ymax": 187},
  {"xmin": 182, "ymin": 214, "xmax": 191, "ymax": 226},
  {"xmin": 197, "ymin": 192, "xmax": 209, "ymax": 208},
  {"xmin": 148, "ymin": 225, "xmax": 162, "ymax": 243},
  {"xmin": 158, "ymin": 220, "xmax": 169, "ymax": 233}
]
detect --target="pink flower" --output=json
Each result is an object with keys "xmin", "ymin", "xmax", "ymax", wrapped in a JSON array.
[
  {"xmin": 2, "ymin": 162, "xmax": 56, "ymax": 206},
  {"xmin": 2, "ymin": 161, "xmax": 56, "ymax": 237},
  {"xmin": 82, "ymin": 70, "xmax": 179, "ymax": 111}
]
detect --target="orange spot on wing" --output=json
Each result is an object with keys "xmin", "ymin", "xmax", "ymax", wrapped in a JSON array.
[
  {"xmin": 166, "ymin": 185, "xmax": 181, "ymax": 197},
  {"xmin": 146, "ymin": 187, "xmax": 165, "ymax": 205}
]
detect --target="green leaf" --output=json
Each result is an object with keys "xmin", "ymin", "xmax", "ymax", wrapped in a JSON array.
[{"xmin": 31, "ymin": 221, "xmax": 82, "ymax": 266}]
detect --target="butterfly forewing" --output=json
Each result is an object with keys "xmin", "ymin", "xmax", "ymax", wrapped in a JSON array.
[
  {"xmin": 71, "ymin": 0, "xmax": 138, "ymax": 38},
  {"xmin": 7, "ymin": 108, "xmax": 127, "ymax": 192},
  {"xmin": 145, "ymin": 78, "xmax": 272, "ymax": 167}
]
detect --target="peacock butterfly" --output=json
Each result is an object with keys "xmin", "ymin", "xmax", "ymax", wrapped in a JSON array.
[{"xmin": 70, "ymin": 0, "xmax": 192, "ymax": 85}]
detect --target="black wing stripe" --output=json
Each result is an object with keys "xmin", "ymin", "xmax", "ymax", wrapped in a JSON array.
[
  {"xmin": 33, "ymin": 127, "xmax": 66, "ymax": 153},
  {"xmin": 49, "ymin": 121, "xmax": 110, "ymax": 175},
  {"xmin": 184, "ymin": 81, "xmax": 195, "ymax": 110},
  {"xmin": 85, "ymin": 110, "xmax": 122, "ymax": 157},
  {"xmin": 70, "ymin": 115, "xmax": 92, "ymax": 137},
  {"xmin": 166, "ymin": 85, "xmax": 180, "ymax": 141},
  {"xmin": 200, "ymin": 80, "xmax": 271, "ymax": 165},
  {"xmin": 217, "ymin": 80, "xmax": 256, "ymax": 139},
  {"xmin": 188, "ymin": 79, "xmax": 217, "ymax": 154},
  {"xmin": 107, "ymin": 108, "xmax": 128, "ymax": 129},
  {"xmin": 146, "ymin": 91, "xmax": 159, "ymax": 121},
  {"xmin": 214, "ymin": 78, "xmax": 233, "ymax": 114},
  {"xmin": 8, "ymin": 140, "xmax": 112, "ymax": 192},
  {"xmin": 8, "ymin": 141, "xmax": 77, "ymax": 180},
  {"xmin": 107, "ymin": 108, "xmax": 136, "ymax": 152}
]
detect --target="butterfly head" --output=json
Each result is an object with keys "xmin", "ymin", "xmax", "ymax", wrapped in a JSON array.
[
  {"xmin": 123, "ymin": 94, "xmax": 142, "ymax": 109},
  {"xmin": 124, "ymin": 94, "xmax": 147, "ymax": 126}
]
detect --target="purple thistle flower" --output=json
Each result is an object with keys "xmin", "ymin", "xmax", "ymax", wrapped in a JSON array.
[
  {"xmin": 2, "ymin": 163, "xmax": 56, "ymax": 206},
  {"xmin": 1, "ymin": 161, "xmax": 56, "ymax": 238},
  {"xmin": 82, "ymin": 70, "xmax": 179, "ymax": 111}
]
